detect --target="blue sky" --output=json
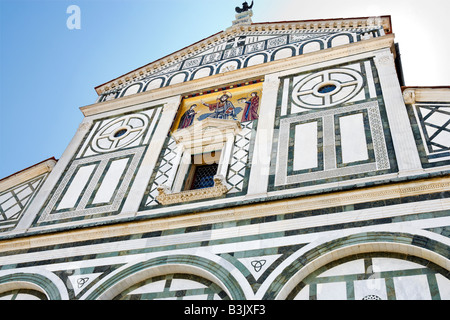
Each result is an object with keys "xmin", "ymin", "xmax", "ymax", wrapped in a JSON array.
[{"xmin": 1, "ymin": 0, "xmax": 449, "ymax": 179}]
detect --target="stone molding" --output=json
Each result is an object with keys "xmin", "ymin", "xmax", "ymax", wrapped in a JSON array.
[
  {"xmin": 156, "ymin": 175, "xmax": 229, "ymax": 205},
  {"xmin": 0, "ymin": 159, "xmax": 57, "ymax": 193},
  {"xmin": 0, "ymin": 175, "xmax": 447, "ymax": 253},
  {"xmin": 403, "ymin": 87, "xmax": 450, "ymax": 104}
]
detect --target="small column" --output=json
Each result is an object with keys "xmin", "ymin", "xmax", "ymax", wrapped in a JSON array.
[{"xmin": 217, "ymin": 132, "xmax": 236, "ymax": 179}]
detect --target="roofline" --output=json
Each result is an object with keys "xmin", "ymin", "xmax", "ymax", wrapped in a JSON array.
[
  {"xmin": 94, "ymin": 30, "xmax": 224, "ymax": 92},
  {"xmin": 0, "ymin": 157, "xmax": 57, "ymax": 182},
  {"xmin": 0, "ymin": 157, "xmax": 58, "ymax": 192},
  {"xmin": 402, "ymin": 86, "xmax": 450, "ymax": 90},
  {"xmin": 94, "ymin": 15, "xmax": 392, "ymax": 95},
  {"xmin": 251, "ymin": 15, "xmax": 392, "ymax": 32}
]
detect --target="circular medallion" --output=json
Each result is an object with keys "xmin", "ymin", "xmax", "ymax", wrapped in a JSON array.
[
  {"xmin": 92, "ymin": 114, "xmax": 149, "ymax": 153},
  {"xmin": 292, "ymin": 69, "xmax": 364, "ymax": 109}
]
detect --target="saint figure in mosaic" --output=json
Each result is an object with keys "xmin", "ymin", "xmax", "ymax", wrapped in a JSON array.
[
  {"xmin": 239, "ymin": 92, "xmax": 260, "ymax": 122},
  {"xmin": 177, "ymin": 104, "xmax": 197, "ymax": 130}
]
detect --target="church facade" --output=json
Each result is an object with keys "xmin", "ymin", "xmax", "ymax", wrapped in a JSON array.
[{"xmin": 0, "ymin": 8, "xmax": 449, "ymax": 300}]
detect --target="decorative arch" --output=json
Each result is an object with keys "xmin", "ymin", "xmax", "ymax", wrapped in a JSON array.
[
  {"xmin": 0, "ymin": 272, "xmax": 69, "ymax": 300},
  {"xmin": 120, "ymin": 82, "xmax": 143, "ymax": 98},
  {"xmin": 216, "ymin": 59, "xmax": 242, "ymax": 74},
  {"xmin": 299, "ymin": 40, "xmax": 325, "ymax": 54},
  {"xmin": 286, "ymin": 252, "xmax": 450, "ymax": 300},
  {"xmin": 244, "ymin": 53, "xmax": 268, "ymax": 67},
  {"xmin": 191, "ymin": 66, "xmax": 214, "ymax": 80},
  {"xmin": 85, "ymin": 255, "xmax": 247, "ymax": 300},
  {"xmin": 144, "ymin": 77, "xmax": 165, "ymax": 91},
  {"xmin": 99, "ymin": 91, "xmax": 120, "ymax": 103},
  {"xmin": 327, "ymin": 33, "xmax": 354, "ymax": 48},
  {"xmin": 262, "ymin": 231, "xmax": 450, "ymax": 300},
  {"xmin": 167, "ymin": 72, "xmax": 189, "ymax": 86},
  {"xmin": 271, "ymin": 46, "xmax": 296, "ymax": 61}
]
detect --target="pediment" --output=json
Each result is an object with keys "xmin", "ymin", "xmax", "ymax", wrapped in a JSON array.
[{"xmin": 95, "ymin": 16, "xmax": 392, "ymax": 101}]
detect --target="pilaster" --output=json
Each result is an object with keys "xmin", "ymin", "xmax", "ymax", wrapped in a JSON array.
[
  {"xmin": 246, "ymin": 73, "xmax": 280, "ymax": 197},
  {"xmin": 121, "ymin": 95, "xmax": 182, "ymax": 214},
  {"xmin": 374, "ymin": 49, "xmax": 423, "ymax": 175}
]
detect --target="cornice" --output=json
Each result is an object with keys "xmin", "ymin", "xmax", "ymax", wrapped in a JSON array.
[
  {"xmin": 94, "ymin": 16, "xmax": 392, "ymax": 95},
  {"xmin": 0, "ymin": 158, "xmax": 57, "ymax": 193},
  {"xmin": 0, "ymin": 173, "xmax": 446, "ymax": 254},
  {"xmin": 81, "ymin": 33, "xmax": 395, "ymax": 117},
  {"xmin": 403, "ymin": 87, "xmax": 450, "ymax": 104}
]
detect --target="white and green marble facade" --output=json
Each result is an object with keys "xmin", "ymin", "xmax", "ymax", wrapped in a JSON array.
[{"xmin": 0, "ymin": 16, "xmax": 448, "ymax": 300}]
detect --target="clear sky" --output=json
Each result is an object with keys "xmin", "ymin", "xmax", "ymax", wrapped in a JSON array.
[{"xmin": 0, "ymin": 0, "xmax": 449, "ymax": 179}]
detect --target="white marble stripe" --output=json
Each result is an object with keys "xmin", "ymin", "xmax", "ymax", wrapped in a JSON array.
[{"xmin": 0, "ymin": 199, "xmax": 448, "ymax": 268}]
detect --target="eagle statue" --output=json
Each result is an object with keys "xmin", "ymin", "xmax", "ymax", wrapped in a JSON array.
[{"xmin": 235, "ymin": 1, "xmax": 254, "ymax": 13}]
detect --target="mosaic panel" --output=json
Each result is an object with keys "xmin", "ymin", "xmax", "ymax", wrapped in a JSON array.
[
  {"xmin": 172, "ymin": 82, "xmax": 262, "ymax": 130},
  {"xmin": 141, "ymin": 84, "xmax": 260, "ymax": 209}
]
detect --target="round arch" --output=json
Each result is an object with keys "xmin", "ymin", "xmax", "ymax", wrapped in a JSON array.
[
  {"xmin": 244, "ymin": 53, "xmax": 268, "ymax": 67},
  {"xmin": 167, "ymin": 72, "xmax": 189, "ymax": 86},
  {"xmin": 119, "ymin": 82, "xmax": 143, "ymax": 98},
  {"xmin": 299, "ymin": 40, "xmax": 325, "ymax": 54},
  {"xmin": 262, "ymin": 231, "xmax": 450, "ymax": 300},
  {"xmin": 216, "ymin": 59, "xmax": 242, "ymax": 74},
  {"xmin": 190, "ymin": 66, "xmax": 214, "ymax": 80},
  {"xmin": 0, "ymin": 272, "xmax": 69, "ymax": 300},
  {"xmin": 327, "ymin": 33, "xmax": 354, "ymax": 48},
  {"xmin": 270, "ymin": 46, "xmax": 296, "ymax": 61},
  {"xmin": 85, "ymin": 255, "xmax": 247, "ymax": 300},
  {"xmin": 143, "ymin": 77, "xmax": 165, "ymax": 92}
]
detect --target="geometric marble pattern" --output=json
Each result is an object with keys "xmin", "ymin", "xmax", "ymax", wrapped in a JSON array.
[
  {"xmin": 279, "ymin": 61, "xmax": 376, "ymax": 117},
  {"xmin": 77, "ymin": 108, "xmax": 162, "ymax": 158},
  {"xmin": 144, "ymin": 137, "xmax": 178, "ymax": 207},
  {"xmin": 413, "ymin": 104, "xmax": 450, "ymax": 163},
  {"xmin": 0, "ymin": 173, "xmax": 47, "ymax": 232},
  {"xmin": 290, "ymin": 255, "xmax": 450, "ymax": 300},
  {"xmin": 227, "ymin": 120, "xmax": 254, "ymax": 194},
  {"xmin": 270, "ymin": 59, "xmax": 396, "ymax": 191},
  {"xmin": 237, "ymin": 254, "xmax": 282, "ymax": 281},
  {"xmin": 98, "ymin": 27, "xmax": 385, "ymax": 103},
  {"xmin": 291, "ymin": 68, "xmax": 364, "ymax": 109},
  {"xmin": 273, "ymin": 101, "xmax": 390, "ymax": 188},
  {"xmin": 36, "ymin": 147, "xmax": 145, "ymax": 224},
  {"xmin": 34, "ymin": 106, "xmax": 163, "ymax": 225}
]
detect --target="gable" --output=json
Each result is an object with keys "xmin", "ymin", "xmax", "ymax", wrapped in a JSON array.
[
  {"xmin": 0, "ymin": 158, "xmax": 56, "ymax": 232},
  {"xmin": 95, "ymin": 17, "xmax": 392, "ymax": 103}
]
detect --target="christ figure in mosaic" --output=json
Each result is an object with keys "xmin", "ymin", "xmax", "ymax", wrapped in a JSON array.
[{"xmin": 202, "ymin": 92, "xmax": 236, "ymax": 120}]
